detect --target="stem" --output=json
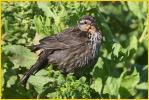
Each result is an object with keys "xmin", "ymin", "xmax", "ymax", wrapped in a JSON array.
[
  {"xmin": 37, "ymin": 93, "xmax": 41, "ymax": 99},
  {"xmin": 139, "ymin": 26, "xmax": 147, "ymax": 43}
]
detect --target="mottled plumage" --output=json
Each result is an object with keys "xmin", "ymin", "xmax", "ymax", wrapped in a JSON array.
[{"xmin": 20, "ymin": 15, "xmax": 102, "ymax": 85}]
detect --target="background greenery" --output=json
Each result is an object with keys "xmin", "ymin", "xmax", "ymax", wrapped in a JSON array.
[{"xmin": 2, "ymin": 1, "xmax": 148, "ymax": 99}]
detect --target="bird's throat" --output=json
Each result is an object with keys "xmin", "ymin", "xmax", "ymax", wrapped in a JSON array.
[{"xmin": 89, "ymin": 31, "xmax": 102, "ymax": 58}]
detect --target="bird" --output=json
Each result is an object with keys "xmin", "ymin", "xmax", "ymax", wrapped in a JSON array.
[{"xmin": 19, "ymin": 15, "xmax": 102, "ymax": 86}]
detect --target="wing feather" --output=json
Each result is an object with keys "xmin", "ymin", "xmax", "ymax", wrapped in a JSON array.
[{"xmin": 36, "ymin": 27, "xmax": 89, "ymax": 50}]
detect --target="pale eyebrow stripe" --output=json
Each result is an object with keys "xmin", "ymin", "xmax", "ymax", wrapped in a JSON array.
[
  {"xmin": 80, "ymin": 20, "xmax": 84, "ymax": 23},
  {"xmin": 86, "ymin": 20, "xmax": 91, "ymax": 24}
]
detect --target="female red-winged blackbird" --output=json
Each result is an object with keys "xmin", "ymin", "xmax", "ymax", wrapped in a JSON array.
[{"xmin": 20, "ymin": 15, "xmax": 102, "ymax": 85}]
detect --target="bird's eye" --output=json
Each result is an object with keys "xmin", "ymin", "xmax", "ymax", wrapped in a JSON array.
[{"xmin": 84, "ymin": 21, "xmax": 87, "ymax": 24}]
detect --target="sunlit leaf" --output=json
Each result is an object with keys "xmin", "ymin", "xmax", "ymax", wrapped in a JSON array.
[
  {"xmin": 3, "ymin": 45, "xmax": 37, "ymax": 68},
  {"xmin": 136, "ymin": 82, "xmax": 148, "ymax": 90},
  {"xmin": 127, "ymin": 2, "xmax": 142, "ymax": 19},
  {"xmin": 112, "ymin": 43, "xmax": 122, "ymax": 57},
  {"xmin": 103, "ymin": 70, "xmax": 126, "ymax": 96},
  {"xmin": 91, "ymin": 78, "xmax": 102, "ymax": 94},
  {"xmin": 37, "ymin": 2, "xmax": 55, "ymax": 18},
  {"xmin": 120, "ymin": 67, "xmax": 140, "ymax": 96},
  {"xmin": 28, "ymin": 75, "xmax": 53, "ymax": 94}
]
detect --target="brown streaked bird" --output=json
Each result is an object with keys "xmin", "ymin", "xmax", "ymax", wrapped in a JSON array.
[{"xmin": 20, "ymin": 15, "xmax": 102, "ymax": 85}]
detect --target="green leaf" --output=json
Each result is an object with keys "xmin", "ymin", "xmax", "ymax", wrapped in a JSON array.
[
  {"xmin": 33, "ymin": 16, "xmax": 43, "ymax": 34},
  {"xmin": 7, "ymin": 75, "xmax": 17, "ymax": 87},
  {"xmin": 37, "ymin": 2, "xmax": 55, "ymax": 18},
  {"xmin": 101, "ymin": 22, "xmax": 115, "ymax": 44},
  {"xmin": 127, "ymin": 35, "xmax": 138, "ymax": 58},
  {"xmin": 127, "ymin": 2, "xmax": 142, "ymax": 19},
  {"xmin": 136, "ymin": 82, "xmax": 148, "ymax": 90},
  {"xmin": 92, "ymin": 57, "xmax": 105, "ymax": 78},
  {"xmin": 79, "ymin": 77, "xmax": 86, "ymax": 83},
  {"xmin": 91, "ymin": 78, "xmax": 102, "ymax": 94},
  {"xmin": 103, "ymin": 70, "xmax": 126, "ymax": 97},
  {"xmin": 95, "ymin": 57, "xmax": 104, "ymax": 68},
  {"xmin": 47, "ymin": 92, "xmax": 58, "ymax": 98},
  {"xmin": 120, "ymin": 67, "xmax": 140, "ymax": 96},
  {"xmin": 112, "ymin": 43, "xmax": 122, "ymax": 57},
  {"xmin": 28, "ymin": 75, "xmax": 53, "ymax": 94},
  {"xmin": 3, "ymin": 45, "xmax": 37, "ymax": 68},
  {"xmin": 129, "ymin": 35, "xmax": 138, "ymax": 51},
  {"xmin": 35, "ymin": 69, "xmax": 48, "ymax": 76}
]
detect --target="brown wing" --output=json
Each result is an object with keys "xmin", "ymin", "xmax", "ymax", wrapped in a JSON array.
[{"xmin": 38, "ymin": 27, "xmax": 89, "ymax": 50}]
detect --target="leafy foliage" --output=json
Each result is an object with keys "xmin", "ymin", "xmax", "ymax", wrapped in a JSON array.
[{"xmin": 2, "ymin": 1, "xmax": 148, "ymax": 99}]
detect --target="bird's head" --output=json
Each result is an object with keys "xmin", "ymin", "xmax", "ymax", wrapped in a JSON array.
[{"xmin": 78, "ymin": 15, "xmax": 98, "ymax": 33}]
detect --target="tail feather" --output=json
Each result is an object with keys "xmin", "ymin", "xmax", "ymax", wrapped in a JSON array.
[
  {"xmin": 19, "ymin": 64, "xmax": 38, "ymax": 85},
  {"xmin": 20, "ymin": 62, "xmax": 42, "ymax": 85},
  {"xmin": 19, "ymin": 51, "xmax": 48, "ymax": 86}
]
